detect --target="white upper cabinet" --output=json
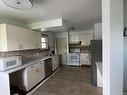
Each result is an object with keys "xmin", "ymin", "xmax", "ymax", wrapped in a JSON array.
[
  {"xmin": 79, "ymin": 34, "xmax": 93, "ymax": 45},
  {"xmin": 69, "ymin": 34, "xmax": 93, "ymax": 45},
  {"xmin": 28, "ymin": 30, "xmax": 41, "ymax": 49},
  {"xmin": 28, "ymin": 30, "xmax": 36, "ymax": 49},
  {"xmin": 69, "ymin": 35, "xmax": 80, "ymax": 43},
  {"xmin": 6, "ymin": 24, "xmax": 20, "ymax": 51},
  {"xmin": 18, "ymin": 27, "xmax": 29, "ymax": 50},
  {"xmin": 0, "ymin": 24, "xmax": 20, "ymax": 51},
  {"xmin": 0, "ymin": 24, "xmax": 41, "ymax": 51}
]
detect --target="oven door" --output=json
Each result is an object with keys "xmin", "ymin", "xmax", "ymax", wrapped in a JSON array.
[{"xmin": 68, "ymin": 53, "xmax": 80, "ymax": 61}]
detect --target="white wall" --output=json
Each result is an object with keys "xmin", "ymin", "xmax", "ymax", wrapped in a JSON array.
[
  {"xmin": 69, "ymin": 30, "xmax": 94, "ymax": 35},
  {"xmin": 94, "ymin": 23, "xmax": 102, "ymax": 40},
  {"xmin": 124, "ymin": 0, "xmax": 127, "ymax": 91},
  {"xmin": 41, "ymin": 31, "xmax": 55, "ymax": 51},
  {"xmin": 124, "ymin": 37, "xmax": 127, "ymax": 91},
  {"xmin": 55, "ymin": 32, "xmax": 68, "ymax": 38},
  {"xmin": 102, "ymin": 0, "xmax": 123, "ymax": 95}
]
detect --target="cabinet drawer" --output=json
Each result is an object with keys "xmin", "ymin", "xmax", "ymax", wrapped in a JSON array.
[{"xmin": 52, "ymin": 55, "xmax": 59, "ymax": 71}]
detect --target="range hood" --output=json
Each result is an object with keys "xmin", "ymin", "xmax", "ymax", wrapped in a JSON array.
[{"xmin": 69, "ymin": 41, "xmax": 81, "ymax": 45}]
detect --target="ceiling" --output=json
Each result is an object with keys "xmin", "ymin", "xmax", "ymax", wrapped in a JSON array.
[{"xmin": 0, "ymin": 0, "xmax": 102, "ymax": 28}]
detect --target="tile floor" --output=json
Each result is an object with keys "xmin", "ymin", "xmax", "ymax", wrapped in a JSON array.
[{"xmin": 32, "ymin": 66, "xmax": 102, "ymax": 95}]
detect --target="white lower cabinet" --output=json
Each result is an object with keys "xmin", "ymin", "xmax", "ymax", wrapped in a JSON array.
[
  {"xmin": 26, "ymin": 63, "xmax": 44, "ymax": 91},
  {"xmin": 11, "ymin": 62, "xmax": 45, "ymax": 92},
  {"xmin": 80, "ymin": 53, "xmax": 91, "ymax": 65},
  {"xmin": 52, "ymin": 55, "xmax": 59, "ymax": 71}
]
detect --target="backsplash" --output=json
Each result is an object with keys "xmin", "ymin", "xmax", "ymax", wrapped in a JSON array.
[{"xmin": 0, "ymin": 49, "xmax": 49, "ymax": 58}]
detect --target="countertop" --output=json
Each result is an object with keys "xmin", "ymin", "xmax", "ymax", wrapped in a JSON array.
[
  {"xmin": 22, "ymin": 54, "xmax": 51, "ymax": 64},
  {"xmin": 1, "ymin": 54, "xmax": 51, "ymax": 74}
]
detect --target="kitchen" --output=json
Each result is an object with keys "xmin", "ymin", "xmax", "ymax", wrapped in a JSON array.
[
  {"xmin": 0, "ymin": 0, "xmax": 126, "ymax": 95},
  {"xmin": 0, "ymin": 22, "xmax": 102, "ymax": 95}
]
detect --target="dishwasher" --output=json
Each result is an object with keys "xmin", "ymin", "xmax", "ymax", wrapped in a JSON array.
[
  {"xmin": 44, "ymin": 58, "xmax": 52, "ymax": 78},
  {"xmin": 23, "ymin": 62, "xmax": 45, "ymax": 91},
  {"xmin": 10, "ymin": 62, "xmax": 45, "ymax": 92}
]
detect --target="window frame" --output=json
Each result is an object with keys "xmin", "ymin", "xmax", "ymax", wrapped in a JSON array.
[{"xmin": 41, "ymin": 34, "xmax": 48, "ymax": 50}]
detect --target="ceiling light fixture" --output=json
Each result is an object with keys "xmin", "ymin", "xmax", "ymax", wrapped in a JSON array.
[{"xmin": 1, "ymin": 0, "xmax": 33, "ymax": 10}]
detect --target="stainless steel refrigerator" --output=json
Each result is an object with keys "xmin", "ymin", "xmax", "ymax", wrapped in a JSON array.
[{"xmin": 90, "ymin": 40, "xmax": 102, "ymax": 86}]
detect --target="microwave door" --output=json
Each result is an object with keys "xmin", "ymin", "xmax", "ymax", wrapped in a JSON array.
[{"xmin": 5, "ymin": 60, "xmax": 17, "ymax": 70}]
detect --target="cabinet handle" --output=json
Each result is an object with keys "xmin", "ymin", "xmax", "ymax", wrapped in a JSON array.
[{"xmin": 31, "ymin": 66, "xmax": 35, "ymax": 68}]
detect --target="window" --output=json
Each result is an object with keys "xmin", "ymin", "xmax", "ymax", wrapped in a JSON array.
[{"xmin": 41, "ymin": 35, "xmax": 48, "ymax": 49}]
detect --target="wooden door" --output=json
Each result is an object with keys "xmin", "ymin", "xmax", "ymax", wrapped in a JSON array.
[{"xmin": 56, "ymin": 38, "xmax": 67, "ymax": 65}]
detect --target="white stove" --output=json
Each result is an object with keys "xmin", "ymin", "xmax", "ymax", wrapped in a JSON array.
[{"xmin": 67, "ymin": 53, "xmax": 81, "ymax": 66}]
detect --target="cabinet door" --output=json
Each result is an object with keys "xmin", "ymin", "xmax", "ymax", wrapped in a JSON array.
[
  {"xmin": 28, "ymin": 30, "xmax": 36, "ymax": 49},
  {"xmin": 52, "ymin": 55, "xmax": 59, "ymax": 71},
  {"xmin": 56, "ymin": 55, "xmax": 59, "ymax": 68},
  {"xmin": 27, "ymin": 65, "xmax": 37, "ymax": 91},
  {"xmin": 6, "ymin": 24, "xmax": 20, "ymax": 51},
  {"xmin": 18, "ymin": 28, "xmax": 29, "ymax": 50},
  {"xmin": 79, "ymin": 35, "xmax": 93, "ymax": 45},
  {"xmin": 0, "ymin": 24, "xmax": 7, "ymax": 51},
  {"xmin": 80, "ymin": 53, "xmax": 90, "ymax": 65},
  {"xmin": 69, "ymin": 35, "xmax": 79, "ymax": 43},
  {"xmin": 28, "ymin": 30, "xmax": 41, "ymax": 49},
  {"xmin": 27, "ymin": 63, "xmax": 43, "ymax": 91},
  {"xmin": 52, "ymin": 56, "xmax": 56, "ymax": 71},
  {"xmin": 35, "ymin": 63, "xmax": 44, "ymax": 82}
]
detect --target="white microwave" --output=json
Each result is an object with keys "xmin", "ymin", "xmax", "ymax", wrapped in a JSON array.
[{"xmin": 0, "ymin": 56, "xmax": 22, "ymax": 71}]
